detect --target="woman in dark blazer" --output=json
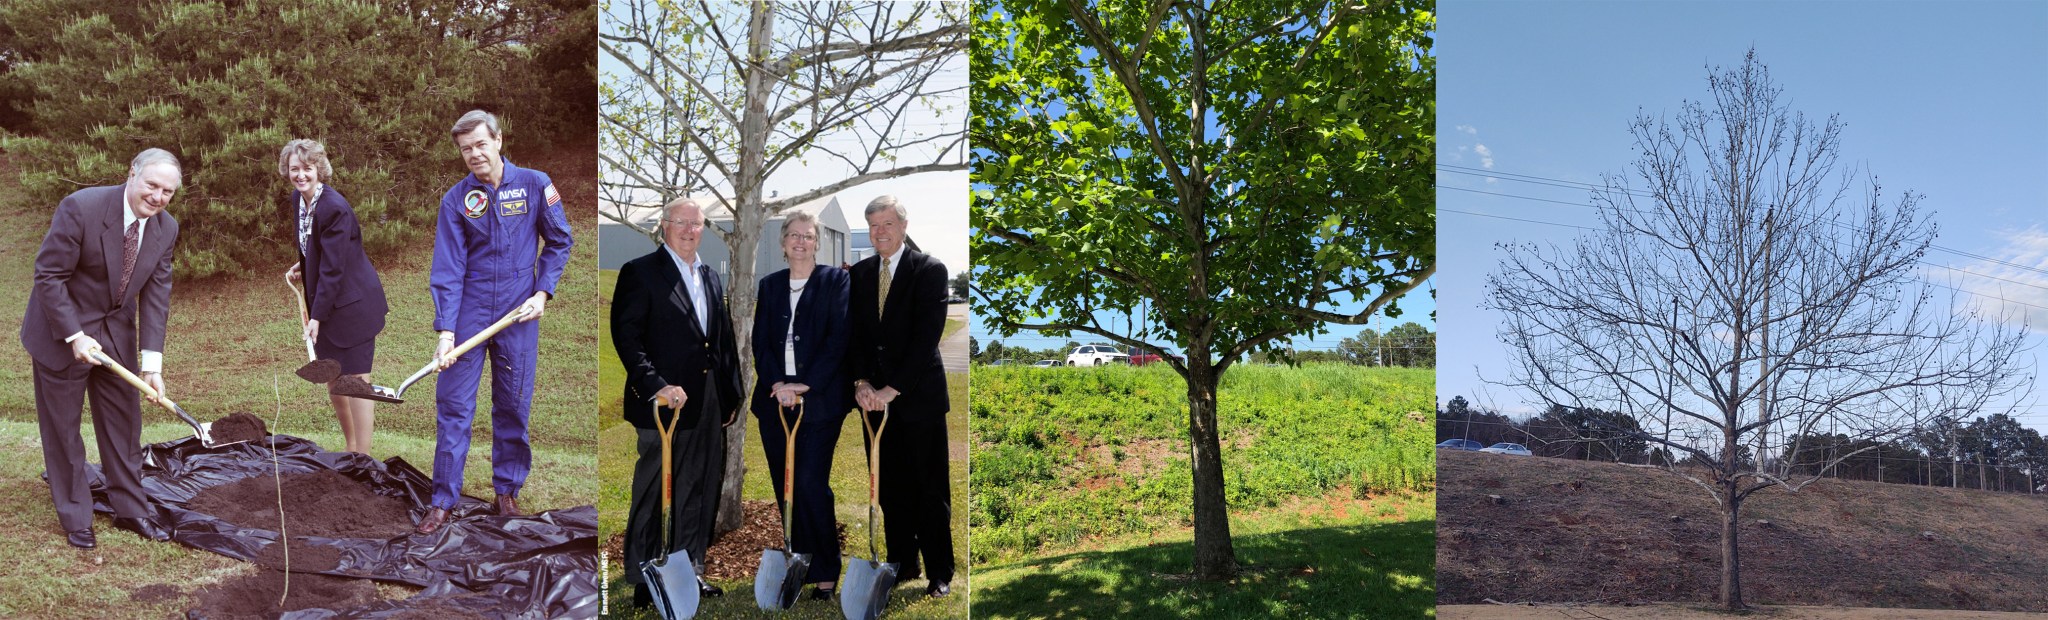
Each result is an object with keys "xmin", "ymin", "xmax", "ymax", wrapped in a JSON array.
[
  {"xmin": 282, "ymin": 139, "xmax": 389, "ymax": 454},
  {"xmin": 751, "ymin": 209, "xmax": 851, "ymax": 599}
]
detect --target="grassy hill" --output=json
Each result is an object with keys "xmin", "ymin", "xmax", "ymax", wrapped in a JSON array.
[
  {"xmin": 1437, "ymin": 449, "xmax": 2048, "ymax": 612},
  {"xmin": 971, "ymin": 364, "xmax": 1438, "ymax": 618}
]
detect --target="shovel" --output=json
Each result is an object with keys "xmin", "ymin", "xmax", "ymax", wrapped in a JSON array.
[
  {"xmin": 640, "ymin": 396, "xmax": 701, "ymax": 620},
  {"xmin": 755, "ymin": 398, "xmax": 811, "ymax": 611},
  {"xmin": 284, "ymin": 273, "xmax": 341, "ymax": 384},
  {"xmin": 85, "ymin": 349, "xmax": 240, "ymax": 449},
  {"xmin": 841, "ymin": 404, "xmax": 899, "ymax": 620},
  {"xmin": 360, "ymin": 304, "xmax": 536, "ymax": 404}
]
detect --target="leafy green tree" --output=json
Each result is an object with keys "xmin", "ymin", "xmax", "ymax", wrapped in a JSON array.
[
  {"xmin": 0, "ymin": 0, "xmax": 503, "ymax": 278},
  {"xmin": 972, "ymin": 0, "xmax": 1433, "ymax": 579}
]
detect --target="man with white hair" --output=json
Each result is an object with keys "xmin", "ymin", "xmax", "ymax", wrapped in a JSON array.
[
  {"xmin": 22, "ymin": 148, "xmax": 183, "ymax": 548},
  {"xmin": 611, "ymin": 196, "xmax": 743, "ymax": 605},
  {"xmin": 418, "ymin": 109, "xmax": 574, "ymax": 534},
  {"xmin": 846, "ymin": 195, "xmax": 957, "ymax": 597}
]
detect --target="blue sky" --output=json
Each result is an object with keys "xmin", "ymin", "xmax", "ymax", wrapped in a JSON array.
[{"xmin": 1437, "ymin": 1, "xmax": 2048, "ymax": 425}]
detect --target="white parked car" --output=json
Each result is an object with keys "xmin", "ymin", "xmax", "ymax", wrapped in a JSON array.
[
  {"xmin": 1065, "ymin": 345, "xmax": 1129, "ymax": 367},
  {"xmin": 1031, "ymin": 360, "xmax": 1059, "ymax": 368},
  {"xmin": 1479, "ymin": 442, "xmax": 1532, "ymax": 457}
]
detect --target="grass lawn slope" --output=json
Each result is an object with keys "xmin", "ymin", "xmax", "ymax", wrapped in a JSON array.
[{"xmin": 971, "ymin": 364, "xmax": 1437, "ymax": 619}]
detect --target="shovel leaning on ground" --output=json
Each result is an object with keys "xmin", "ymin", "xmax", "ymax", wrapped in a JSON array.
[
  {"xmin": 284, "ymin": 272, "xmax": 341, "ymax": 384},
  {"xmin": 756, "ymin": 398, "xmax": 812, "ymax": 611},
  {"xmin": 841, "ymin": 404, "xmax": 899, "ymax": 620},
  {"xmin": 640, "ymin": 396, "xmax": 700, "ymax": 620},
  {"xmin": 362, "ymin": 304, "xmax": 536, "ymax": 404},
  {"xmin": 85, "ymin": 349, "xmax": 241, "ymax": 449}
]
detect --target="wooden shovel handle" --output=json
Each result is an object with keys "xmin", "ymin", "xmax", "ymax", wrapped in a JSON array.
[{"xmin": 285, "ymin": 274, "xmax": 315, "ymax": 360}]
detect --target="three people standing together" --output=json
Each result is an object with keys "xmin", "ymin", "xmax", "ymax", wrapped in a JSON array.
[{"xmin": 613, "ymin": 195, "xmax": 959, "ymax": 607}]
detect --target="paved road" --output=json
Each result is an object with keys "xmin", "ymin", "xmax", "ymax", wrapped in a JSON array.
[{"xmin": 941, "ymin": 302, "xmax": 970, "ymax": 374}]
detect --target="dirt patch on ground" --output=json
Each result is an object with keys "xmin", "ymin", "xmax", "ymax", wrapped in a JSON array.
[
  {"xmin": 1437, "ymin": 449, "xmax": 2048, "ymax": 612},
  {"xmin": 253, "ymin": 537, "xmax": 344, "ymax": 572},
  {"xmin": 209, "ymin": 412, "xmax": 269, "ymax": 444},
  {"xmin": 186, "ymin": 470, "xmax": 413, "ymax": 539},
  {"xmin": 189, "ymin": 570, "xmax": 376, "ymax": 619},
  {"xmin": 700, "ymin": 500, "xmax": 848, "ymax": 581},
  {"xmin": 129, "ymin": 583, "xmax": 183, "ymax": 603},
  {"xmin": 1083, "ymin": 437, "xmax": 1181, "ymax": 477}
]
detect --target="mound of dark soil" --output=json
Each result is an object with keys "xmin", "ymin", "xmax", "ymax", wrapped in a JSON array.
[
  {"xmin": 253, "ymin": 537, "xmax": 344, "ymax": 572},
  {"xmin": 210, "ymin": 412, "xmax": 269, "ymax": 444},
  {"xmin": 186, "ymin": 470, "xmax": 413, "ymax": 539},
  {"xmin": 329, "ymin": 375, "xmax": 374, "ymax": 397},
  {"xmin": 190, "ymin": 570, "xmax": 375, "ymax": 619}
]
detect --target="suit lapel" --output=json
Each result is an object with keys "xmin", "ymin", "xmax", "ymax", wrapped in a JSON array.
[
  {"xmin": 127, "ymin": 213, "xmax": 173, "ymax": 300},
  {"xmin": 100, "ymin": 195, "xmax": 126, "ymax": 304},
  {"xmin": 655, "ymin": 251, "xmax": 708, "ymax": 341},
  {"xmin": 881, "ymin": 251, "xmax": 915, "ymax": 320}
]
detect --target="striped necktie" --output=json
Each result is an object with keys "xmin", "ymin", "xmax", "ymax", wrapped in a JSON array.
[{"xmin": 878, "ymin": 256, "xmax": 891, "ymax": 318}]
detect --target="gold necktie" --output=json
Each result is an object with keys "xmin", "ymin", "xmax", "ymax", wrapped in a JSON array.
[{"xmin": 879, "ymin": 256, "xmax": 892, "ymax": 318}]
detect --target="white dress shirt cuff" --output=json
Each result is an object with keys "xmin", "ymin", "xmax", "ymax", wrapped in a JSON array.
[
  {"xmin": 64, "ymin": 331, "xmax": 84, "ymax": 343},
  {"xmin": 139, "ymin": 350, "xmax": 162, "ymax": 373}
]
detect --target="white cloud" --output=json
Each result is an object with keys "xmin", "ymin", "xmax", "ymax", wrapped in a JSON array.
[
  {"xmin": 1474, "ymin": 143, "xmax": 1495, "ymax": 169},
  {"xmin": 1455, "ymin": 124, "xmax": 1478, "ymax": 135}
]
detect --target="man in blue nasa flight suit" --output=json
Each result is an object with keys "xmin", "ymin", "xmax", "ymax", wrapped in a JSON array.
[{"xmin": 417, "ymin": 110, "xmax": 574, "ymax": 534}]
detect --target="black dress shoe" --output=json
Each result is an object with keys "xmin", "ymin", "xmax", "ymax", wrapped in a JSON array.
[
  {"xmin": 65, "ymin": 528, "xmax": 95, "ymax": 549},
  {"xmin": 698, "ymin": 578, "xmax": 723, "ymax": 598},
  {"xmin": 925, "ymin": 581, "xmax": 951, "ymax": 598},
  {"xmin": 494, "ymin": 494, "xmax": 522, "ymax": 516},
  {"xmin": 112, "ymin": 516, "xmax": 169, "ymax": 542},
  {"xmin": 632, "ymin": 584, "xmax": 652, "ymax": 609},
  {"xmin": 807, "ymin": 586, "xmax": 836, "ymax": 601},
  {"xmin": 416, "ymin": 508, "xmax": 449, "ymax": 534}
]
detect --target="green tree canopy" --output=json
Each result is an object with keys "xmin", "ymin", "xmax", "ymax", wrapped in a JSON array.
[{"xmin": 970, "ymin": 0, "xmax": 1434, "ymax": 579}]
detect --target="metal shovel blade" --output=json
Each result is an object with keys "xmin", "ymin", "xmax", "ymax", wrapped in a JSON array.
[
  {"xmin": 840, "ymin": 557, "xmax": 898, "ymax": 620},
  {"xmin": 294, "ymin": 358, "xmax": 341, "ymax": 384},
  {"xmin": 640, "ymin": 550, "xmax": 700, "ymax": 620},
  {"xmin": 754, "ymin": 549, "xmax": 812, "ymax": 611}
]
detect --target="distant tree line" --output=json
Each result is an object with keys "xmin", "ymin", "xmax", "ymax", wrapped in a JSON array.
[
  {"xmin": 971, "ymin": 322, "xmax": 1435, "ymax": 367},
  {"xmin": 1439, "ymin": 395, "xmax": 2048, "ymax": 494}
]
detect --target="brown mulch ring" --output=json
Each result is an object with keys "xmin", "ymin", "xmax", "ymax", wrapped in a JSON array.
[
  {"xmin": 209, "ymin": 412, "xmax": 270, "ymax": 444},
  {"xmin": 185, "ymin": 470, "xmax": 414, "ymax": 539},
  {"xmin": 608, "ymin": 500, "xmax": 850, "ymax": 582}
]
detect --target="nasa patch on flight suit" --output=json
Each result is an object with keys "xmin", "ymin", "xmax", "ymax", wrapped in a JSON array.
[
  {"xmin": 463, "ymin": 189, "xmax": 488, "ymax": 219},
  {"xmin": 499, "ymin": 199, "xmax": 528, "ymax": 217}
]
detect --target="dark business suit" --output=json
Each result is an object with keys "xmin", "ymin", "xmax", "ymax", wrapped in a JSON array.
[
  {"xmin": 20, "ymin": 185, "xmax": 177, "ymax": 533},
  {"xmin": 846, "ymin": 247, "xmax": 954, "ymax": 584},
  {"xmin": 284, "ymin": 185, "xmax": 387, "ymax": 368},
  {"xmin": 611, "ymin": 246, "xmax": 742, "ymax": 581},
  {"xmin": 751, "ymin": 264, "xmax": 850, "ymax": 584}
]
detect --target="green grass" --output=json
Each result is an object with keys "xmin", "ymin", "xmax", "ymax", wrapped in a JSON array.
[
  {"xmin": 596, "ymin": 282, "xmax": 971, "ymax": 618},
  {"xmin": 972, "ymin": 494, "xmax": 1436, "ymax": 619},
  {"xmin": 969, "ymin": 363, "xmax": 1436, "ymax": 618},
  {"xmin": 0, "ymin": 149, "xmax": 600, "ymax": 617}
]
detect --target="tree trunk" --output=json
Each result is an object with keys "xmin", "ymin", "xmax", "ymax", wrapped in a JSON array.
[
  {"xmin": 1186, "ymin": 360, "xmax": 1235, "ymax": 580},
  {"xmin": 714, "ymin": 0, "xmax": 774, "ymax": 536},
  {"xmin": 1719, "ymin": 483, "xmax": 1745, "ymax": 609}
]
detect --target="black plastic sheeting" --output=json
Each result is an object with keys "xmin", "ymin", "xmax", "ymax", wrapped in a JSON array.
[{"xmin": 87, "ymin": 434, "xmax": 598, "ymax": 618}]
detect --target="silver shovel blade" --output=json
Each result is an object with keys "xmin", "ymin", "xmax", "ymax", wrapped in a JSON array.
[
  {"xmin": 641, "ymin": 550, "xmax": 700, "ymax": 620},
  {"xmin": 840, "ymin": 558, "xmax": 899, "ymax": 620},
  {"xmin": 754, "ymin": 549, "xmax": 812, "ymax": 611}
]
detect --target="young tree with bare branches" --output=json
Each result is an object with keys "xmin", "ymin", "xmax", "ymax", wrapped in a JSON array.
[
  {"xmin": 1486, "ymin": 50, "xmax": 2031, "ymax": 609},
  {"xmin": 600, "ymin": 0, "xmax": 967, "ymax": 533}
]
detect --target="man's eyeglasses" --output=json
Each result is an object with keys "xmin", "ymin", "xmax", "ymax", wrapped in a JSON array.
[{"xmin": 664, "ymin": 219, "xmax": 706, "ymax": 229}]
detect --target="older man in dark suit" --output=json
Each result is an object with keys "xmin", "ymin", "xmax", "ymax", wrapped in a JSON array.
[
  {"xmin": 611, "ymin": 196, "xmax": 744, "ymax": 606},
  {"xmin": 22, "ymin": 148, "xmax": 183, "ymax": 549},
  {"xmin": 847, "ymin": 195, "xmax": 956, "ymax": 597}
]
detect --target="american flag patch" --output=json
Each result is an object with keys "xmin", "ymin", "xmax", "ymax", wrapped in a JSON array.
[{"xmin": 544, "ymin": 184, "xmax": 561, "ymax": 207}]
